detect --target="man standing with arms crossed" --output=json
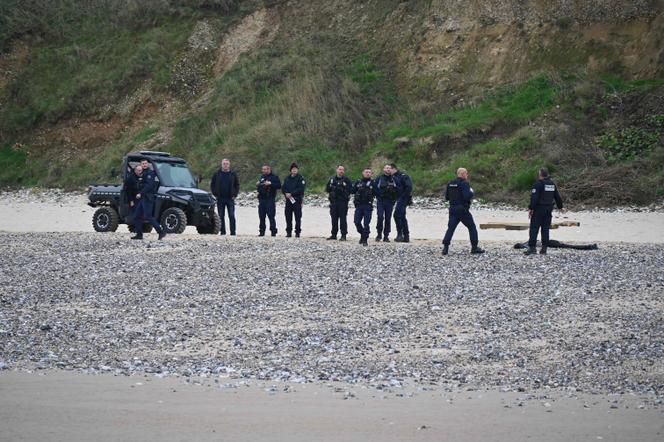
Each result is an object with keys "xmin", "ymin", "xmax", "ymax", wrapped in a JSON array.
[
  {"xmin": 210, "ymin": 158, "xmax": 240, "ymax": 236},
  {"xmin": 442, "ymin": 167, "xmax": 484, "ymax": 255}
]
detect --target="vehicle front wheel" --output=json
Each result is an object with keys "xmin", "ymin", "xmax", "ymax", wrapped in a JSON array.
[
  {"xmin": 196, "ymin": 212, "xmax": 221, "ymax": 234},
  {"xmin": 92, "ymin": 207, "xmax": 120, "ymax": 232},
  {"xmin": 160, "ymin": 207, "xmax": 188, "ymax": 234}
]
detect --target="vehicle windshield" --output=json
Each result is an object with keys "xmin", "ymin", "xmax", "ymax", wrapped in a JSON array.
[{"xmin": 153, "ymin": 161, "xmax": 197, "ymax": 188}]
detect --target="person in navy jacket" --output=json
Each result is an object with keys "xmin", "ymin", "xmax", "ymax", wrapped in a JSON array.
[{"xmin": 442, "ymin": 167, "xmax": 484, "ymax": 255}]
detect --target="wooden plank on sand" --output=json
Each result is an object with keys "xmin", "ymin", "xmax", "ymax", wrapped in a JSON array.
[{"xmin": 480, "ymin": 221, "xmax": 580, "ymax": 230}]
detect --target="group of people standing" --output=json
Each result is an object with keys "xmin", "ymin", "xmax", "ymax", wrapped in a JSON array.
[
  {"xmin": 210, "ymin": 160, "xmax": 414, "ymax": 246},
  {"xmin": 209, "ymin": 159, "xmax": 565, "ymax": 254}
]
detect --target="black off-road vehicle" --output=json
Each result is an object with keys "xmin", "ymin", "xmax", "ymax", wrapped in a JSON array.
[{"xmin": 88, "ymin": 151, "xmax": 220, "ymax": 234}]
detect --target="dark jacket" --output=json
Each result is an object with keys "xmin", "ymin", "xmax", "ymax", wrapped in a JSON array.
[
  {"xmin": 393, "ymin": 170, "xmax": 413, "ymax": 199},
  {"xmin": 529, "ymin": 178, "xmax": 563, "ymax": 210},
  {"xmin": 282, "ymin": 174, "xmax": 306, "ymax": 202},
  {"xmin": 352, "ymin": 177, "xmax": 375, "ymax": 207},
  {"xmin": 256, "ymin": 173, "xmax": 281, "ymax": 200},
  {"xmin": 139, "ymin": 169, "xmax": 158, "ymax": 202},
  {"xmin": 325, "ymin": 175, "xmax": 353, "ymax": 202},
  {"xmin": 445, "ymin": 177, "xmax": 474, "ymax": 209},
  {"xmin": 374, "ymin": 174, "xmax": 398, "ymax": 202},
  {"xmin": 211, "ymin": 169, "xmax": 240, "ymax": 199},
  {"xmin": 123, "ymin": 173, "xmax": 142, "ymax": 203}
]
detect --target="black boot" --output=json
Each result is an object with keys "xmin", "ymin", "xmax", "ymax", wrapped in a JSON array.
[
  {"xmin": 540, "ymin": 246, "xmax": 547, "ymax": 255},
  {"xmin": 158, "ymin": 230, "xmax": 167, "ymax": 240},
  {"xmin": 524, "ymin": 246, "xmax": 537, "ymax": 255},
  {"xmin": 271, "ymin": 231, "xmax": 277, "ymax": 237},
  {"xmin": 395, "ymin": 234, "xmax": 404, "ymax": 242},
  {"xmin": 383, "ymin": 237, "xmax": 390, "ymax": 243},
  {"xmin": 471, "ymin": 245, "xmax": 485, "ymax": 254},
  {"xmin": 327, "ymin": 235, "xmax": 337, "ymax": 240},
  {"xmin": 361, "ymin": 236, "xmax": 368, "ymax": 246},
  {"xmin": 442, "ymin": 244, "xmax": 449, "ymax": 255},
  {"xmin": 375, "ymin": 235, "xmax": 382, "ymax": 242},
  {"xmin": 131, "ymin": 234, "xmax": 143, "ymax": 240},
  {"xmin": 295, "ymin": 233, "xmax": 300, "ymax": 238},
  {"xmin": 339, "ymin": 235, "xmax": 347, "ymax": 241},
  {"xmin": 259, "ymin": 232, "xmax": 265, "ymax": 237},
  {"xmin": 286, "ymin": 232, "xmax": 292, "ymax": 238},
  {"xmin": 402, "ymin": 235, "xmax": 410, "ymax": 243}
]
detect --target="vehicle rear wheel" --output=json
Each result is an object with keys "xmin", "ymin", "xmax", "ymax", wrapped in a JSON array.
[
  {"xmin": 196, "ymin": 212, "xmax": 221, "ymax": 234},
  {"xmin": 92, "ymin": 207, "xmax": 120, "ymax": 232},
  {"xmin": 160, "ymin": 207, "xmax": 187, "ymax": 234}
]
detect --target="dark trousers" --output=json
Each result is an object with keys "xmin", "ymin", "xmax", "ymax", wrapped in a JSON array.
[
  {"xmin": 285, "ymin": 199, "xmax": 303, "ymax": 234},
  {"xmin": 354, "ymin": 204, "xmax": 373, "ymax": 239},
  {"xmin": 329, "ymin": 200, "xmax": 349, "ymax": 236},
  {"xmin": 394, "ymin": 197, "xmax": 409, "ymax": 236},
  {"xmin": 217, "ymin": 197, "xmax": 236, "ymax": 234},
  {"xmin": 528, "ymin": 206, "xmax": 553, "ymax": 248},
  {"xmin": 133, "ymin": 198, "xmax": 162, "ymax": 235},
  {"xmin": 442, "ymin": 206, "xmax": 478, "ymax": 246},
  {"xmin": 258, "ymin": 199, "xmax": 277, "ymax": 234},
  {"xmin": 375, "ymin": 199, "xmax": 394, "ymax": 238}
]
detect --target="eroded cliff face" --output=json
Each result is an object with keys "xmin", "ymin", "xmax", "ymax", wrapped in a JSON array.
[{"xmin": 278, "ymin": 0, "xmax": 663, "ymax": 103}]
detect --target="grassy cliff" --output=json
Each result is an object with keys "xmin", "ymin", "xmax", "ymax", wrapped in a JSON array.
[{"xmin": 0, "ymin": 0, "xmax": 662, "ymax": 205}]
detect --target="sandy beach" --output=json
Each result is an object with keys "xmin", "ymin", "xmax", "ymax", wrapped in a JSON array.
[
  {"xmin": 0, "ymin": 190, "xmax": 662, "ymax": 244},
  {"xmin": 1, "ymin": 190, "xmax": 662, "ymax": 441}
]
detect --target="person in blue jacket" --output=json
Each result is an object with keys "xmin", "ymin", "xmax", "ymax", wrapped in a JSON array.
[
  {"xmin": 131, "ymin": 159, "xmax": 166, "ymax": 240},
  {"xmin": 282, "ymin": 163, "xmax": 306, "ymax": 238},
  {"xmin": 352, "ymin": 167, "xmax": 375, "ymax": 246},
  {"xmin": 392, "ymin": 164, "xmax": 413, "ymax": 243},
  {"xmin": 442, "ymin": 167, "xmax": 484, "ymax": 255},
  {"xmin": 525, "ymin": 168, "xmax": 566, "ymax": 255},
  {"xmin": 373, "ymin": 164, "xmax": 398, "ymax": 242},
  {"xmin": 256, "ymin": 164, "xmax": 281, "ymax": 236}
]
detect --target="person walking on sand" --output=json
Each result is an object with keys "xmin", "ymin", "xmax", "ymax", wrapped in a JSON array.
[
  {"xmin": 352, "ymin": 167, "xmax": 376, "ymax": 246},
  {"xmin": 442, "ymin": 167, "xmax": 484, "ymax": 255},
  {"xmin": 132, "ymin": 160, "xmax": 166, "ymax": 241}
]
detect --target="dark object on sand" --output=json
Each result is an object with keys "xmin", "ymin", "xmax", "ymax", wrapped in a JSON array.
[{"xmin": 514, "ymin": 239, "xmax": 598, "ymax": 250}]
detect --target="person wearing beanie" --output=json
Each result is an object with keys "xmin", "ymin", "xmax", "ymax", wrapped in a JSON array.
[{"xmin": 282, "ymin": 163, "xmax": 306, "ymax": 237}]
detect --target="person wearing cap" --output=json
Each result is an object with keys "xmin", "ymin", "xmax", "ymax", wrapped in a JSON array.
[{"xmin": 282, "ymin": 162, "xmax": 306, "ymax": 238}]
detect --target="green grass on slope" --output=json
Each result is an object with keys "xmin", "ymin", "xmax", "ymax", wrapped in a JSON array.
[
  {"xmin": 357, "ymin": 76, "xmax": 562, "ymax": 195},
  {"xmin": 0, "ymin": 21, "xmax": 193, "ymax": 135}
]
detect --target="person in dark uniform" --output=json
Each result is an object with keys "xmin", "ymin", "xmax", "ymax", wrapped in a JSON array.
[
  {"xmin": 282, "ymin": 162, "xmax": 306, "ymax": 238},
  {"xmin": 210, "ymin": 158, "xmax": 240, "ymax": 236},
  {"xmin": 373, "ymin": 164, "xmax": 398, "ymax": 242},
  {"xmin": 124, "ymin": 164, "xmax": 143, "ymax": 209},
  {"xmin": 325, "ymin": 165, "xmax": 352, "ymax": 241},
  {"xmin": 442, "ymin": 167, "xmax": 484, "ymax": 255},
  {"xmin": 132, "ymin": 160, "xmax": 166, "ymax": 240},
  {"xmin": 256, "ymin": 164, "xmax": 281, "ymax": 236},
  {"xmin": 392, "ymin": 164, "xmax": 413, "ymax": 243},
  {"xmin": 525, "ymin": 168, "xmax": 566, "ymax": 255},
  {"xmin": 352, "ymin": 167, "xmax": 375, "ymax": 246}
]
